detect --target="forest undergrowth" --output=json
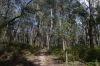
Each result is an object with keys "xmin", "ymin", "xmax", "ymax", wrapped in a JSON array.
[{"xmin": 48, "ymin": 44, "xmax": 100, "ymax": 66}]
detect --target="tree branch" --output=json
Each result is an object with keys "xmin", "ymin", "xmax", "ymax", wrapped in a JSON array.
[{"xmin": 0, "ymin": 0, "xmax": 33, "ymax": 29}]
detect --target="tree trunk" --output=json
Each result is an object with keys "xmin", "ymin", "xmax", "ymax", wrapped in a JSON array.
[
  {"xmin": 30, "ymin": 26, "xmax": 34, "ymax": 45},
  {"xmin": 89, "ymin": 0, "xmax": 94, "ymax": 48},
  {"xmin": 46, "ymin": 32, "xmax": 49, "ymax": 50},
  {"xmin": 50, "ymin": 8, "xmax": 53, "ymax": 31},
  {"xmin": 63, "ymin": 39, "xmax": 65, "ymax": 51},
  {"xmin": 66, "ymin": 51, "xmax": 68, "ymax": 64}
]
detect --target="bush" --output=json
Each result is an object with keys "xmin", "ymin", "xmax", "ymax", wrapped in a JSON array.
[
  {"xmin": 72, "ymin": 45, "xmax": 100, "ymax": 62},
  {"xmin": 48, "ymin": 45, "xmax": 100, "ymax": 64},
  {"xmin": 85, "ymin": 62, "xmax": 100, "ymax": 66},
  {"xmin": 0, "ymin": 42, "xmax": 40, "ymax": 57},
  {"xmin": 49, "ymin": 47, "xmax": 66, "ymax": 61}
]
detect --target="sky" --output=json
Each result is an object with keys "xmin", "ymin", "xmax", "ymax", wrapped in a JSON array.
[
  {"xmin": 26, "ymin": 0, "xmax": 31, "ymax": 2},
  {"xmin": 79, "ymin": 0, "xmax": 89, "ymax": 7}
]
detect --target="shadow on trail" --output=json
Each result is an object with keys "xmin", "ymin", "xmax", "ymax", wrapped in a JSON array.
[
  {"xmin": 53, "ymin": 58, "xmax": 64, "ymax": 64},
  {"xmin": 0, "ymin": 55, "xmax": 41, "ymax": 66},
  {"xmin": 0, "ymin": 49, "xmax": 64, "ymax": 66},
  {"xmin": 35, "ymin": 49, "xmax": 49, "ymax": 56},
  {"xmin": 0, "ymin": 49, "xmax": 49, "ymax": 66}
]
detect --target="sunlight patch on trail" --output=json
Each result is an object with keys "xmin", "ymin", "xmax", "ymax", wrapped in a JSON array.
[{"xmin": 39, "ymin": 56, "xmax": 46, "ymax": 65}]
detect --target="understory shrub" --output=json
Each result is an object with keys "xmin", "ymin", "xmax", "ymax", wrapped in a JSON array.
[
  {"xmin": 49, "ymin": 44, "xmax": 100, "ymax": 66},
  {"xmin": 49, "ymin": 47, "xmax": 66, "ymax": 61},
  {"xmin": 72, "ymin": 45, "xmax": 100, "ymax": 62},
  {"xmin": 0, "ymin": 42, "xmax": 40, "ymax": 57}
]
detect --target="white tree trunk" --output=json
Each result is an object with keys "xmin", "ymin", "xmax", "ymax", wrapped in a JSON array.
[
  {"xmin": 46, "ymin": 32, "xmax": 49, "ymax": 50},
  {"xmin": 30, "ymin": 30, "xmax": 33, "ymax": 44},
  {"xmin": 50, "ymin": 8, "xmax": 53, "ymax": 31},
  {"xmin": 30, "ymin": 24, "xmax": 34, "ymax": 45},
  {"xmin": 63, "ymin": 39, "xmax": 68, "ymax": 64},
  {"xmin": 63, "ymin": 39, "xmax": 65, "ymax": 51},
  {"xmin": 66, "ymin": 51, "xmax": 68, "ymax": 64}
]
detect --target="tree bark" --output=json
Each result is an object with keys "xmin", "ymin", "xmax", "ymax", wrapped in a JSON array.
[
  {"xmin": 89, "ymin": 0, "xmax": 94, "ymax": 48},
  {"xmin": 66, "ymin": 51, "xmax": 68, "ymax": 64},
  {"xmin": 63, "ymin": 39, "xmax": 65, "ymax": 50},
  {"xmin": 46, "ymin": 32, "xmax": 49, "ymax": 49}
]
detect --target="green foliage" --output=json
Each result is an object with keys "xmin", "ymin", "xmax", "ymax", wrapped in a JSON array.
[
  {"xmin": 67, "ymin": 46, "xmax": 73, "ymax": 61},
  {"xmin": 85, "ymin": 62, "xmax": 100, "ymax": 66},
  {"xmin": 48, "ymin": 44, "xmax": 100, "ymax": 66},
  {"xmin": 70, "ymin": 45, "xmax": 100, "ymax": 62},
  {"xmin": 0, "ymin": 42, "xmax": 40, "ymax": 58},
  {"xmin": 49, "ymin": 47, "xmax": 66, "ymax": 61},
  {"xmin": 0, "ymin": 42, "xmax": 40, "ymax": 66}
]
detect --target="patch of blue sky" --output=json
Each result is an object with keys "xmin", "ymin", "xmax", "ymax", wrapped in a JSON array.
[
  {"xmin": 75, "ymin": 16, "xmax": 82, "ymax": 24},
  {"xmin": 34, "ymin": 22, "xmax": 38, "ymax": 25},
  {"xmin": 26, "ymin": 0, "xmax": 31, "ymax": 2},
  {"xmin": 16, "ymin": 5, "xmax": 21, "ymax": 11}
]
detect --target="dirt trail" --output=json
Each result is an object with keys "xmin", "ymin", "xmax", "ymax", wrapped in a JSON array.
[{"xmin": 26, "ymin": 49, "xmax": 67, "ymax": 66}]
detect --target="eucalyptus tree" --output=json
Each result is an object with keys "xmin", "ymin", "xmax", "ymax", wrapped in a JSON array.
[
  {"xmin": 72, "ymin": 1, "xmax": 89, "ymax": 45},
  {"xmin": 48, "ymin": 0, "xmax": 81, "ymax": 63},
  {"xmin": 0, "ymin": 0, "xmax": 33, "ymax": 43},
  {"xmin": 77, "ymin": 0, "xmax": 100, "ymax": 47},
  {"xmin": 95, "ymin": 4, "xmax": 100, "ymax": 45},
  {"xmin": 24, "ymin": 0, "xmax": 49, "ymax": 46},
  {"xmin": 0, "ymin": 0, "xmax": 33, "ymax": 29}
]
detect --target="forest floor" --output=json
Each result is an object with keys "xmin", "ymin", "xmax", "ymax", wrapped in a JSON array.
[
  {"xmin": 25, "ymin": 49, "xmax": 68, "ymax": 66},
  {"xmin": 0, "ymin": 48, "xmax": 70, "ymax": 66}
]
